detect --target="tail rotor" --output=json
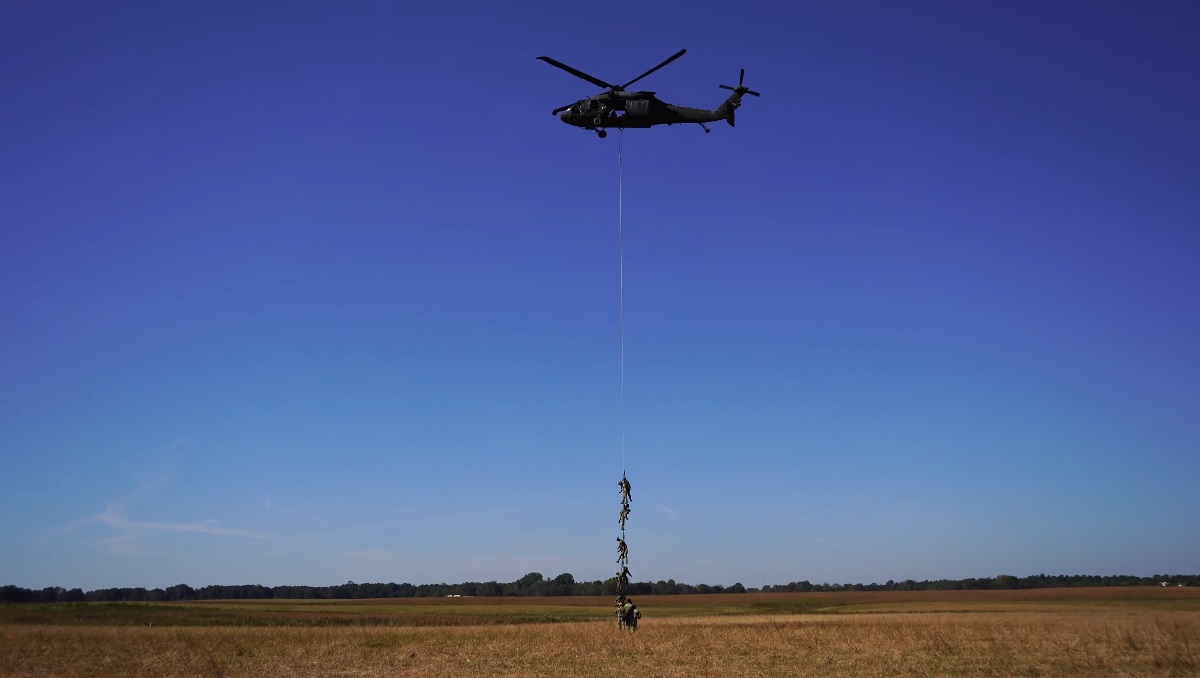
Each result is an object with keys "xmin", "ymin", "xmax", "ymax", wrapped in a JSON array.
[
  {"xmin": 716, "ymin": 68, "xmax": 759, "ymax": 127},
  {"xmin": 718, "ymin": 69, "xmax": 761, "ymax": 97}
]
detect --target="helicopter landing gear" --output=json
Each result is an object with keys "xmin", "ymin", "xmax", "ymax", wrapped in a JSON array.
[
  {"xmin": 597, "ymin": 129, "xmax": 608, "ymax": 139},
  {"xmin": 699, "ymin": 122, "xmax": 711, "ymax": 134}
]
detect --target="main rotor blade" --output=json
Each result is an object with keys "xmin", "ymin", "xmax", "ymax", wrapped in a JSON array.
[
  {"xmin": 620, "ymin": 48, "xmax": 686, "ymax": 90},
  {"xmin": 537, "ymin": 56, "xmax": 616, "ymax": 90}
]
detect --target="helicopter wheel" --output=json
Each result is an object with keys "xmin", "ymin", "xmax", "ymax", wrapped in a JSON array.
[{"xmin": 597, "ymin": 130, "xmax": 608, "ymax": 139}]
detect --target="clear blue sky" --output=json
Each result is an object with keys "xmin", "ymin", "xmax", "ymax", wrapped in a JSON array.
[{"xmin": 2, "ymin": 0, "xmax": 1197, "ymax": 591}]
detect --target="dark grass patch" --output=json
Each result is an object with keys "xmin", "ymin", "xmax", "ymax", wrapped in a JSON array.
[
  {"xmin": 4, "ymin": 587, "xmax": 1197, "ymax": 628},
  {"xmin": 0, "ymin": 602, "xmax": 615, "ymax": 627}
]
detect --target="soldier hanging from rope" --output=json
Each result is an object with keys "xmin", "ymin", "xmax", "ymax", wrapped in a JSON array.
[
  {"xmin": 614, "ymin": 567, "xmax": 629, "ymax": 596},
  {"xmin": 615, "ymin": 472, "xmax": 633, "ymax": 628}
]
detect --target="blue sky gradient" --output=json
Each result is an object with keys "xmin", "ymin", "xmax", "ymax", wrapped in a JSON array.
[{"xmin": 2, "ymin": 0, "xmax": 1197, "ymax": 590}]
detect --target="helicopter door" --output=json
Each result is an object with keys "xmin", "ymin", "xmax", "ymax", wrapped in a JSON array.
[{"xmin": 625, "ymin": 100, "xmax": 649, "ymax": 117}]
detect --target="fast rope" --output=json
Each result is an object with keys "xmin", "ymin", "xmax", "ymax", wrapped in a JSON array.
[
  {"xmin": 619, "ymin": 127, "xmax": 626, "ymax": 477},
  {"xmin": 614, "ymin": 127, "xmax": 637, "ymax": 631}
]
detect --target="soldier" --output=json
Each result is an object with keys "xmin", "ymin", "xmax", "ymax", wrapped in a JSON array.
[
  {"xmin": 619, "ymin": 477, "xmax": 632, "ymax": 505},
  {"xmin": 619, "ymin": 505, "xmax": 630, "ymax": 529},
  {"xmin": 615, "ymin": 598, "xmax": 627, "ymax": 629},
  {"xmin": 628, "ymin": 600, "xmax": 641, "ymax": 630},
  {"xmin": 616, "ymin": 537, "xmax": 629, "ymax": 563},
  {"xmin": 616, "ymin": 566, "xmax": 631, "ymax": 591},
  {"xmin": 621, "ymin": 599, "xmax": 634, "ymax": 629}
]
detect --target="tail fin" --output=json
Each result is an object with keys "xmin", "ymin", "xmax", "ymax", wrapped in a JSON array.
[
  {"xmin": 717, "ymin": 98, "xmax": 738, "ymax": 127},
  {"xmin": 716, "ymin": 68, "xmax": 760, "ymax": 127}
]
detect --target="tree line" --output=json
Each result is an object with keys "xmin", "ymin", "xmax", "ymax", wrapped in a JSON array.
[
  {"xmin": 759, "ymin": 573, "xmax": 1199, "ymax": 592},
  {"xmin": 2, "ymin": 572, "xmax": 1195, "ymax": 604}
]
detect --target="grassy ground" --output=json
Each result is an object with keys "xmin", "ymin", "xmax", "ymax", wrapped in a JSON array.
[{"xmin": 2, "ymin": 588, "xmax": 1198, "ymax": 676}]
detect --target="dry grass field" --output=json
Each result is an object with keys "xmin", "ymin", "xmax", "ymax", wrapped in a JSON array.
[{"xmin": 2, "ymin": 587, "xmax": 1198, "ymax": 677}]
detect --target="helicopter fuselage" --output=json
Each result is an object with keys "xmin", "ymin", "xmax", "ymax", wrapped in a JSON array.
[
  {"xmin": 559, "ymin": 97, "xmax": 721, "ymax": 129},
  {"xmin": 557, "ymin": 93, "xmax": 742, "ymax": 136}
]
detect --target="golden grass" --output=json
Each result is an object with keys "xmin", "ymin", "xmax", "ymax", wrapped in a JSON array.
[
  {"xmin": 2, "ymin": 589, "xmax": 1198, "ymax": 677},
  {"xmin": 2, "ymin": 612, "xmax": 1198, "ymax": 676}
]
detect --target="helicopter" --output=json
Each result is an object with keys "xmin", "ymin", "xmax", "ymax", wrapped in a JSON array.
[{"xmin": 537, "ymin": 48, "xmax": 760, "ymax": 138}]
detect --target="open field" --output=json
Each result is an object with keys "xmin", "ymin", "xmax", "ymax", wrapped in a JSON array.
[{"xmin": 3, "ymin": 587, "xmax": 1199, "ymax": 676}]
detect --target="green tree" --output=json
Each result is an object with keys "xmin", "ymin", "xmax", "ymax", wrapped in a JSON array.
[
  {"xmin": 550, "ymin": 573, "xmax": 576, "ymax": 596},
  {"xmin": 994, "ymin": 574, "xmax": 1018, "ymax": 590},
  {"xmin": 512, "ymin": 572, "xmax": 544, "ymax": 595}
]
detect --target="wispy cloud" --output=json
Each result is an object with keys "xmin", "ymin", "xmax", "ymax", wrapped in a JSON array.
[
  {"xmin": 48, "ymin": 456, "xmax": 266, "ymax": 552},
  {"xmin": 653, "ymin": 504, "xmax": 681, "ymax": 521},
  {"xmin": 61, "ymin": 500, "xmax": 264, "ymax": 538}
]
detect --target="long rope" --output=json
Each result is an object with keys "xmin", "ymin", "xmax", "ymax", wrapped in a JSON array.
[
  {"xmin": 614, "ymin": 127, "xmax": 635, "ymax": 631},
  {"xmin": 618, "ymin": 128, "xmax": 626, "ymax": 477}
]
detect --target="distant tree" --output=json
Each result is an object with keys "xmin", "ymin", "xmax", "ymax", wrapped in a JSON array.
[
  {"xmin": 574, "ymin": 580, "xmax": 604, "ymax": 596},
  {"xmin": 993, "ymin": 575, "xmax": 1018, "ymax": 590},
  {"xmin": 0, "ymin": 585, "xmax": 32, "ymax": 603},
  {"xmin": 549, "ymin": 573, "xmax": 575, "ymax": 596},
  {"xmin": 512, "ymin": 572, "xmax": 543, "ymax": 595},
  {"xmin": 517, "ymin": 572, "xmax": 543, "ymax": 585},
  {"xmin": 601, "ymin": 576, "xmax": 619, "ymax": 596},
  {"xmin": 9, "ymin": 571, "xmax": 1200, "ymax": 604},
  {"xmin": 164, "ymin": 584, "xmax": 196, "ymax": 601}
]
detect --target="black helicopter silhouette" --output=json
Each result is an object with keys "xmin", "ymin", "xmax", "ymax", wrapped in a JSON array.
[{"xmin": 537, "ymin": 49, "xmax": 760, "ymax": 138}]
